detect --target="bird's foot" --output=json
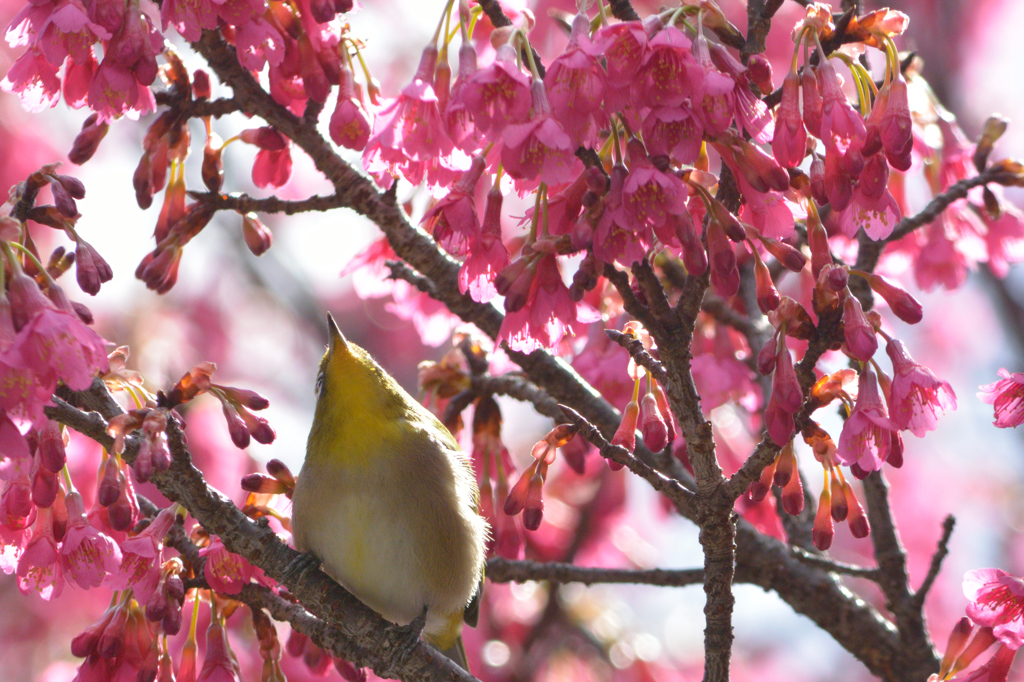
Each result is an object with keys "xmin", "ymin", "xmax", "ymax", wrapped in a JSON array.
[
  {"xmin": 284, "ymin": 551, "xmax": 322, "ymax": 585},
  {"xmin": 390, "ymin": 606, "xmax": 428, "ymax": 668}
]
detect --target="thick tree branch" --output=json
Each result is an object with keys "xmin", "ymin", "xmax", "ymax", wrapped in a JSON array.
[{"xmin": 861, "ymin": 471, "xmax": 939, "ymax": 680}]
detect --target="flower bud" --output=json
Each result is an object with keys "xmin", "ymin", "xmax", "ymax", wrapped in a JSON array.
[
  {"xmin": 69, "ymin": 114, "xmax": 109, "ymax": 165},
  {"xmin": 747, "ymin": 54, "xmax": 773, "ymax": 94},
  {"xmin": 242, "ymin": 213, "xmax": 273, "ymax": 256},
  {"xmin": 843, "ymin": 480, "xmax": 870, "ymax": 538},
  {"xmin": 753, "ymin": 251, "xmax": 780, "ymax": 314},
  {"xmin": 843, "ymin": 293, "xmax": 878, "ymax": 361},
  {"xmin": 780, "ymin": 455, "xmax": 804, "ymax": 515},
  {"xmin": 38, "ymin": 421, "xmax": 66, "ymax": 473},
  {"xmin": 97, "ymin": 456, "xmax": 121, "ymax": 507},
  {"xmin": 812, "ymin": 485, "xmax": 834, "ymax": 550},
  {"xmin": 640, "ymin": 392, "xmax": 669, "ymax": 452},
  {"xmin": 801, "ymin": 67, "xmax": 823, "ymax": 138},
  {"xmin": 202, "ymin": 135, "xmax": 224, "ymax": 193},
  {"xmin": 829, "ymin": 472, "xmax": 847, "ymax": 521},
  {"xmin": 192, "ymin": 69, "xmax": 211, "ymax": 99},
  {"xmin": 748, "ymin": 451, "xmax": 778, "ymax": 502},
  {"xmin": 939, "ymin": 618, "xmax": 974, "ymax": 679},
  {"xmin": 610, "ymin": 397, "xmax": 640, "ymax": 457},
  {"xmin": 867, "ymin": 274, "xmax": 923, "ymax": 324}
]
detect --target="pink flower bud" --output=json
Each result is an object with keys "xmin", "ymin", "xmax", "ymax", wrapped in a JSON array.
[
  {"xmin": 97, "ymin": 456, "xmax": 121, "ymax": 507},
  {"xmin": 748, "ymin": 452, "xmax": 778, "ymax": 502},
  {"xmin": 843, "ymin": 293, "xmax": 878, "ymax": 361},
  {"xmin": 221, "ymin": 402, "xmax": 251, "ymax": 449},
  {"xmin": 753, "ymin": 252, "xmax": 780, "ymax": 314},
  {"xmin": 503, "ymin": 463, "xmax": 534, "ymax": 516},
  {"xmin": 38, "ymin": 421, "xmax": 66, "ymax": 473},
  {"xmin": 707, "ymin": 221, "xmax": 739, "ymax": 297},
  {"xmin": 773, "ymin": 70, "xmax": 807, "ymax": 168},
  {"xmin": 780, "ymin": 457, "xmax": 804, "ymax": 515},
  {"xmin": 747, "ymin": 54, "xmax": 773, "ymax": 93},
  {"xmin": 69, "ymin": 114, "xmax": 109, "ymax": 165},
  {"xmin": 939, "ymin": 618, "xmax": 974, "ymax": 679},
  {"xmin": 867, "ymin": 274, "xmax": 923, "ymax": 324},
  {"xmin": 522, "ymin": 472, "xmax": 545, "ymax": 531},
  {"xmin": 74, "ymin": 239, "xmax": 113, "ymax": 296},
  {"xmin": 192, "ymin": 69, "xmax": 211, "ymax": 99},
  {"xmin": 760, "ymin": 236, "xmax": 807, "ymax": 273},
  {"xmin": 829, "ymin": 473, "xmax": 848, "ymax": 522},
  {"xmin": 31, "ymin": 459, "xmax": 58, "ymax": 508},
  {"xmin": 812, "ymin": 485, "xmax": 834, "ymax": 550},
  {"xmin": 72, "ymin": 605, "xmax": 118, "ymax": 657},
  {"xmin": 611, "ymin": 398, "xmax": 640, "ymax": 456},
  {"xmin": 801, "ymin": 67, "xmax": 823, "ymax": 138},
  {"xmin": 640, "ymin": 392, "xmax": 669, "ymax": 452},
  {"xmin": 202, "ymin": 136, "xmax": 224, "ymax": 193},
  {"xmin": 757, "ymin": 335, "xmax": 778, "ymax": 375},
  {"xmin": 242, "ymin": 213, "xmax": 273, "ymax": 256},
  {"xmin": 843, "ymin": 480, "xmax": 870, "ymax": 538},
  {"xmin": 773, "ymin": 441, "xmax": 795, "ymax": 488},
  {"xmin": 241, "ymin": 474, "xmax": 289, "ymax": 496},
  {"xmin": 238, "ymin": 406, "xmax": 276, "ymax": 444}
]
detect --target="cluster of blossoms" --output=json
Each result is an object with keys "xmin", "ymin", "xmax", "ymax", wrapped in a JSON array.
[{"xmin": 930, "ymin": 569, "xmax": 1024, "ymax": 682}]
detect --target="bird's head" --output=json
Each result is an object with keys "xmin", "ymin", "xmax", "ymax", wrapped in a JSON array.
[{"xmin": 314, "ymin": 313, "xmax": 404, "ymax": 417}]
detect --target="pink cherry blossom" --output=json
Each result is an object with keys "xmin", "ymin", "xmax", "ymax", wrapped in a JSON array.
[
  {"xmin": 979, "ymin": 369, "xmax": 1024, "ymax": 429},
  {"xmin": 591, "ymin": 21, "xmax": 647, "ymax": 88},
  {"xmin": 592, "ymin": 165, "xmax": 651, "ymax": 267},
  {"xmin": 642, "ymin": 106, "xmax": 702, "ymax": 167},
  {"xmin": 11, "ymin": 307, "xmax": 109, "ymax": 393},
  {"xmin": 61, "ymin": 491, "xmax": 122, "ymax": 588},
  {"xmin": 690, "ymin": 30, "xmax": 734, "ymax": 136},
  {"xmin": 17, "ymin": 506, "xmax": 64, "ymax": 600},
  {"xmin": 498, "ymin": 251, "xmax": 578, "ymax": 353},
  {"xmin": 0, "ymin": 47, "xmax": 61, "ymax": 112},
  {"xmin": 500, "ymin": 80, "xmax": 579, "ymax": 189},
  {"xmin": 544, "ymin": 12, "xmax": 604, "ymax": 146},
  {"xmin": 329, "ymin": 66, "xmax": 371, "ymax": 151},
  {"xmin": 964, "ymin": 569, "xmax": 1024, "ymax": 648},
  {"xmin": 234, "ymin": 16, "xmax": 286, "ymax": 71},
  {"xmin": 422, "ymin": 154, "xmax": 484, "ymax": 256},
  {"xmin": 772, "ymin": 70, "xmax": 807, "ymax": 168},
  {"xmin": 837, "ymin": 365, "xmax": 897, "ymax": 474},
  {"xmin": 817, "ymin": 57, "xmax": 866, "ymax": 175},
  {"xmin": 106, "ymin": 505, "xmax": 177, "ymax": 603},
  {"xmin": 200, "ymin": 536, "xmax": 255, "ymax": 594},
  {"xmin": 459, "ymin": 43, "xmax": 532, "ymax": 137},
  {"xmin": 459, "ymin": 185, "xmax": 509, "ymax": 303},
  {"xmin": 621, "ymin": 139, "xmax": 688, "ymax": 230},
  {"xmin": 885, "ymin": 338, "xmax": 956, "ymax": 436},
  {"xmin": 634, "ymin": 24, "xmax": 695, "ymax": 108}
]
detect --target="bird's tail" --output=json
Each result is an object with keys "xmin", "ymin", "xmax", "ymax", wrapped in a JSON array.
[{"xmin": 439, "ymin": 635, "xmax": 469, "ymax": 672}]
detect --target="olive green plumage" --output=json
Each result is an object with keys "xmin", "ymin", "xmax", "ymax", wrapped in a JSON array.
[{"xmin": 291, "ymin": 314, "xmax": 488, "ymax": 669}]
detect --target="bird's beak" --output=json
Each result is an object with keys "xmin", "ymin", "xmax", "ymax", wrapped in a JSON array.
[{"xmin": 326, "ymin": 313, "xmax": 348, "ymax": 354}]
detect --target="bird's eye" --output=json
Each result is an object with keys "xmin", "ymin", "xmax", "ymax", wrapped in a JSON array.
[{"xmin": 315, "ymin": 372, "xmax": 325, "ymax": 398}]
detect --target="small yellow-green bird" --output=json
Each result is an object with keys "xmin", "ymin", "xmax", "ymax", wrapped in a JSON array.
[{"xmin": 291, "ymin": 314, "xmax": 488, "ymax": 670}]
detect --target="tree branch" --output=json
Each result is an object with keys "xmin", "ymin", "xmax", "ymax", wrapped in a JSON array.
[
  {"xmin": 45, "ymin": 386, "xmax": 478, "ymax": 682},
  {"xmin": 486, "ymin": 558, "xmax": 705, "ymax": 587}
]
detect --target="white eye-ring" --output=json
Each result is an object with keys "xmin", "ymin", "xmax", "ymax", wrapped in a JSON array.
[{"xmin": 315, "ymin": 372, "xmax": 325, "ymax": 398}]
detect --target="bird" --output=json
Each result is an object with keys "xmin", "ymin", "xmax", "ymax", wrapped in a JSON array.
[{"xmin": 290, "ymin": 313, "xmax": 488, "ymax": 670}]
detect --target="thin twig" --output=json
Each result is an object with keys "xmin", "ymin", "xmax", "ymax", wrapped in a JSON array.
[
  {"xmin": 789, "ymin": 547, "xmax": 882, "ymax": 580},
  {"xmin": 559, "ymin": 405, "xmax": 697, "ymax": 517},
  {"xmin": 912, "ymin": 515, "xmax": 956, "ymax": 608},
  {"xmin": 487, "ymin": 558, "xmax": 705, "ymax": 587},
  {"xmin": 191, "ymin": 191, "xmax": 346, "ymax": 215}
]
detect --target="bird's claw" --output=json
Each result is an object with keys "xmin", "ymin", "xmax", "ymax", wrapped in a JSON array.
[
  {"xmin": 285, "ymin": 551, "xmax": 322, "ymax": 584},
  {"xmin": 391, "ymin": 605, "xmax": 428, "ymax": 668}
]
